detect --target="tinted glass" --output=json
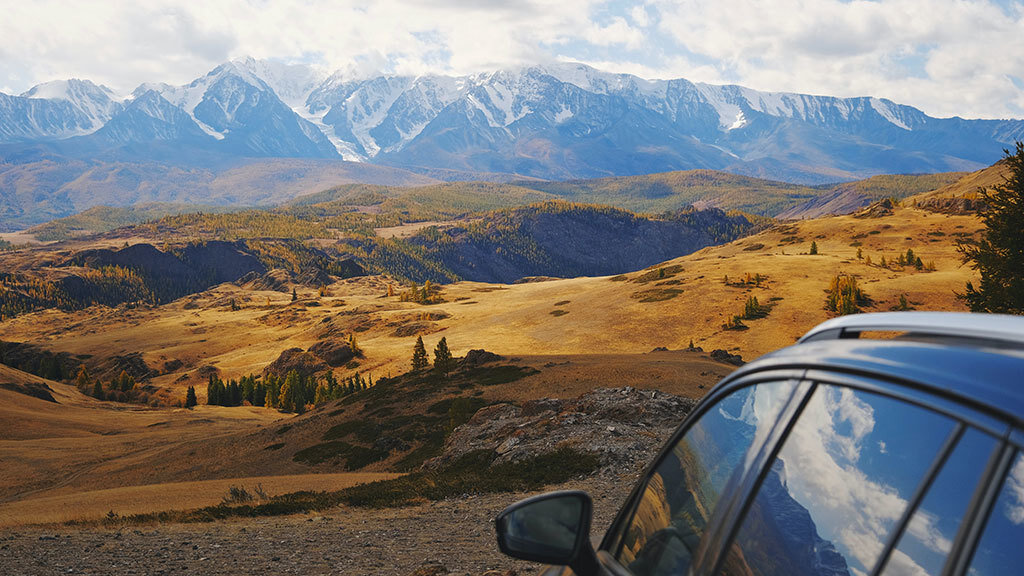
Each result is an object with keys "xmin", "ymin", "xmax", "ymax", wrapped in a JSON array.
[
  {"xmin": 722, "ymin": 385, "xmax": 957, "ymax": 576},
  {"xmin": 880, "ymin": 428, "xmax": 998, "ymax": 576},
  {"xmin": 616, "ymin": 381, "xmax": 801, "ymax": 576},
  {"xmin": 967, "ymin": 452, "xmax": 1024, "ymax": 576}
]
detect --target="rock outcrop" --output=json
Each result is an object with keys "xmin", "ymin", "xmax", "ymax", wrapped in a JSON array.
[{"xmin": 427, "ymin": 387, "xmax": 696, "ymax": 472}]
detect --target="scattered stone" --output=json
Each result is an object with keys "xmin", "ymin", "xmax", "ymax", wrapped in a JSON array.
[{"xmin": 426, "ymin": 387, "xmax": 695, "ymax": 472}]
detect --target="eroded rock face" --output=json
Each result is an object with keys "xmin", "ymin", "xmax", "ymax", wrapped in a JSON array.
[
  {"xmin": 308, "ymin": 340, "xmax": 355, "ymax": 367},
  {"xmin": 263, "ymin": 347, "xmax": 327, "ymax": 379},
  {"xmin": 709, "ymin": 349, "xmax": 745, "ymax": 366},
  {"xmin": 460, "ymin": 349, "xmax": 503, "ymax": 368},
  {"xmin": 427, "ymin": 387, "xmax": 696, "ymax": 472}
]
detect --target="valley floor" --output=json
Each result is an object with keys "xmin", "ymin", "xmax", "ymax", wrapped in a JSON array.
[{"xmin": 0, "ymin": 464, "xmax": 638, "ymax": 576}]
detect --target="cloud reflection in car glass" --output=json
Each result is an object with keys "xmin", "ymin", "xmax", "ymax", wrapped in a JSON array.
[{"xmin": 724, "ymin": 385, "xmax": 957, "ymax": 576}]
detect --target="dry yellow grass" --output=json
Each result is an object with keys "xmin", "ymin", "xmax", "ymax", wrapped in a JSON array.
[
  {"xmin": 0, "ymin": 206, "xmax": 981, "ymax": 395},
  {"xmin": 0, "ymin": 194, "xmax": 985, "ymax": 526},
  {"xmin": 0, "ymin": 472, "xmax": 398, "ymax": 528},
  {"xmin": 912, "ymin": 161, "xmax": 1008, "ymax": 201}
]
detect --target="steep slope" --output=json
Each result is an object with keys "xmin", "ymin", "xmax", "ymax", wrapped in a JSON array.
[
  {"xmin": 400, "ymin": 201, "xmax": 757, "ymax": 283},
  {"xmin": 777, "ymin": 172, "xmax": 967, "ymax": 219}
]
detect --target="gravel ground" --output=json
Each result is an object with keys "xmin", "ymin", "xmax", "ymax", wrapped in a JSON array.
[{"xmin": 0, "ymin": 469, "xmax": 643, "ymax": 576}]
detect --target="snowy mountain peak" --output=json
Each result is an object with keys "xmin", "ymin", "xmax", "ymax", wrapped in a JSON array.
[
  {"xmin": 228, "ymin": 57, "xmax": 327, "ymax": 109},
  {"xmin": 21, "ymin": 78, "xmax": 116, "ymax": 102}
]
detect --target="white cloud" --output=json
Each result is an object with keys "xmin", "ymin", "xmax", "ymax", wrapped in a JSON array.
[
  {"xmin": 1005, "ymin": 455, "xmax": 1024, "ymax": 525},
  {"xmin": 0, "ymin": 0, "xmax": 1021, "ymax": 118},
  {"xmin": 772, "ymin": 386, "xmax": 922, "ymax": 574},
  {"xmin": 583, "ymin": 17, "xmax": 646, "ymax": 50},
  {"xmin": 650, "ymin": 0, "xmax": 1024, "ymax": 118},
  {"xmin": 630, "ymin": 4, "xmax": 651, "ymax": 27}
]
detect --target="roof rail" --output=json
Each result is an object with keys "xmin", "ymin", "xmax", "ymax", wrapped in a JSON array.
[{"xmin": 798, "ymin": 312, "xmax": 1024, "ymax": 346}]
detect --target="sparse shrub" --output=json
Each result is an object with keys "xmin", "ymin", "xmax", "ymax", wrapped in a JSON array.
[
  {"xmin": 222, "ymin": 485, "xmax": 256, "ymax": 505},
  {"xmin": 742, "ymin": 296, "xmax": 771, "ymax": 320},
  {"xmin": 723, "ymin": 315, "xmax": 748, "ymax": 330},
  {"xmin": 891, "ymin": 294, "xmax": 914, "ymax": 311}
]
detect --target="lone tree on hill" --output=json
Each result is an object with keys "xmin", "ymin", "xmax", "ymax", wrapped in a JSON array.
[
  {"xmin": 412, "ymin": 336, "xmax": 429, "ymax": 372},
  {"xmin": 433, "ymin": 337, "xmax": 454, "ymax": 377},
  {"xmin": 958, "ymin": 141, "xmax": 1024, "ymax": 314},
  {"xmin": 809, "ymin": 241, "xmax": 819, "ymax": 255},
  {"xmin": 185, "ymin": 386, "xmax": 198, "ymax": 408},
  {"xmin": 75, "ymin": 365, "xmax": 91, "ymax": 389}
]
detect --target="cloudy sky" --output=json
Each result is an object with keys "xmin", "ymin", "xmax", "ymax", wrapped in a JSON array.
[{"xmin": 1, "ymin": 0, "xmax": 1022, "ymax": 119}]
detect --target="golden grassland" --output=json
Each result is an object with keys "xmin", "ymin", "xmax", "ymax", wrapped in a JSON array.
[
  {"xmin": 0, "ymin": 472, "xmax": 399, "ymax": 528},
  {"xmin": 1, "ymin": 203, "xmax": 980, "ymax": 389},
  {"xmin": 0, "ymin": 177, "xmax": 987, "ymax": 527}
]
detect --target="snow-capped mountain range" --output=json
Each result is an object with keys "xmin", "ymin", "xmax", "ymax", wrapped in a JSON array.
[{"xmin": 2, "ymin": 57, "xmax": 1023, "ymax": 185}]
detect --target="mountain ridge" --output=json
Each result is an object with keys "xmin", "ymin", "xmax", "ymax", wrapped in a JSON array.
[{"xmin": 2, "ymin": 58, "xmax": 1022, "ymax": 228}]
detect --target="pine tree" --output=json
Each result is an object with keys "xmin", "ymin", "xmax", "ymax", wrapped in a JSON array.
[
  {"xmin": 809, "ymin": 241, "xmax": 818, "ymax": 255},
  {"xmin": 412, "ymin": 336, "xmax": 429, "ymax": 372},
  {"xmin": 185, "ymin": 386, "xmax": 198, "ymax": 408},
  {"xmin": 207, "ymin": 374, "xmax": 221, "ymax": 406},
  {"xmin": 291, "ymin": 288, "xmax": 298, "ymax": 302},
  {"xmin": 348, "ymin": 333, "xmax": 362, "ymax": 357},
  {"xmin": 958, "ymin": 142, "xmax": 1024, "ymax": 313},
  {"xmin": 92, "ymin": 380, "xmax": 105, "ymax": 401},
  {"xmin": 433, "ymin": 337, "xmax": 453, "ymax": 377}
]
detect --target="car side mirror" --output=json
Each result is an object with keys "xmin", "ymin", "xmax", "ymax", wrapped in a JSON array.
[{"xmin": 496, "ymin": 490, "xmax": 601, "ymax": 576}]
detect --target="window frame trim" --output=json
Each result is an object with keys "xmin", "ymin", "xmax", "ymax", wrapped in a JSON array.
[
  {"xmin": 869, "ymin": 423, "xmax": 966, "ymax": 576},
  {"xmin": 942, "ymin": 444, "xmax": 1019, "ymax": 576}
]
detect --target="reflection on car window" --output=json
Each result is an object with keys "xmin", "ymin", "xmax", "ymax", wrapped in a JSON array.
[
  {"xmin": 968, "ymin": 452, "xmax": 1024, "ymax": 576},
  {"xmin": 616, "ymin": 381, "xmax": 800, "ymax": 576},
  {"xmin": 879, "ymin": 427, "xmax": 997, "ymax": 576},
  {"xmin": 722, "ymin": 385, "xmax": 957, "ymax": 576}
]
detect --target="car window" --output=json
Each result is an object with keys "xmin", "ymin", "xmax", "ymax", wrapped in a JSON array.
[
  {"xmin": 879, "ymin": 427, "xmax": 999, "ymax": 576},
  {"xmin": 720, "ymin": 385, "xmax": 958, "ymax": 576},
  {"xmin": 613, "ymin": 380, "xmax": 802, "ymax": 576},
  {"xmin": 967, "ymin": 451, "xmax": 1024, "ymax": 576}
]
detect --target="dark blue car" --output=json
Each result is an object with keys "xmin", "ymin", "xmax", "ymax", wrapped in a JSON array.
[{"xmin": 497, "ymin": 312, "xmax": 1024, "ymax": 576}]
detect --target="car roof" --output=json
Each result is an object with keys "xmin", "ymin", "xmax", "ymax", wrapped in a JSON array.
[
  {"xmin": 722, "ymin": 326, "xmax": 1024, "ymax": 430},
  {"xmin": 799, "ymin": 311, "xmax": 1024, "ymax": 346}
]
